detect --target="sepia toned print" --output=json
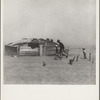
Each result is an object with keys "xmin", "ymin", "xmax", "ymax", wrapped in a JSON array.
[{"xmin": 3, "ymin": 0, "xmax": 96, "ymax": 84}]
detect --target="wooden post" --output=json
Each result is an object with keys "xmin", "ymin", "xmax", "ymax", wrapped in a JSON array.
[
  {"xmin": 43, "ymin": 60, "xmax": 46, "ymax": 66},
  {"xmin": 72, "ymin": 57, "xmax": 75, "ymax": 62},
  {"xmin": 17, "ymin": 45, "xmax": 20, "ymax": 57},
  {"xmin": 89, "ymin": 53, "xmax": 91, "ymax": 61},
  {"xmin": 40, "ymin": 45, "xmax": 43, "ymax": 56},
  {"xmin": 76, "ymin": 55, "xmax": 79, "ymax": 62},
  {"xmin": 69, "ymin": 59, "xmax": 73, "ymax": 65},
  {"xmin": 43, "ymin": 46, "xmax": 46, "ymax": 56}
]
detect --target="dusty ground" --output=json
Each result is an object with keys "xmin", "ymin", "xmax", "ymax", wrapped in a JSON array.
[{"xmin": 4, "ymin": 48, "xmax": 96, "ymax": 84}]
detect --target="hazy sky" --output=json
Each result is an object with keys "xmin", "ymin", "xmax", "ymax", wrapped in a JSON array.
[{"xmin": 3, "ymin": 0, "xmax": 96, "ymax": 47}]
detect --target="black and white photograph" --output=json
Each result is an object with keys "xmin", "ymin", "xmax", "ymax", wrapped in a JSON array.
[{"xmin": 3, "ymin": 0, "xmax": 96, "ymax": 85}]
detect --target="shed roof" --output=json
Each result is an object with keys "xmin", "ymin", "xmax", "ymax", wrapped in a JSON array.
[{"xmin": 6, "ymin": 38, "xmax": 57, "ymax": 47}]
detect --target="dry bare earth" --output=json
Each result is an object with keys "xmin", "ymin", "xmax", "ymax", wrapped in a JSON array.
[{"xmin": 4, "ymin": 48, "xmax": 96, "ymax": 84}]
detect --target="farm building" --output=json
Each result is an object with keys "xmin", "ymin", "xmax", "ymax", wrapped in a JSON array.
[{"xmin": 5, "ymin": 38, "xmax": 58, "ymax": 56}]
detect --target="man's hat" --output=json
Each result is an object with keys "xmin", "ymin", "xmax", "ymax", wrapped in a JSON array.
[
  {"xmin": 57, "ymin": 39, "xmax": 60, "ymax": 42},
  {"xmin": 83, "ymin": 48, "xmax": 85, "ymax": 50}
]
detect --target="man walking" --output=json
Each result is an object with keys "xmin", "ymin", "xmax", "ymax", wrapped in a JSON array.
[{"xmin": 57, "ymin": 39, "xmax": 68, "ymax": 58}]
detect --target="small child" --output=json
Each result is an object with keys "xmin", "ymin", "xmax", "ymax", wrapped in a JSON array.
[
  {"xmin": 82, "ymin": 48, "xmax": 87, "ymax": 59},
  {"xmin": 55, "ymin": 45, "xmax": 62, "ymax": 60},
  {"xmin": 55, "ymin": 45, "xmax": 59, "ymax": 54}
]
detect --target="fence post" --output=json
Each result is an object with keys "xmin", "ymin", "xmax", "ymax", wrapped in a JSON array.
[
  {"xmin": 72, "ymin": 57, "xmax": 75, "ymax": 62},
  {"xmin": 76, "ymin": 55, "xmax": 79, "ymax": 62},
  {"xmin": 89, "ymin": 53, "xmax": 91, "ymax": 61},
  {"xmin": 69, "ymin": 59, "xmax": 73, "ymax": 65}
]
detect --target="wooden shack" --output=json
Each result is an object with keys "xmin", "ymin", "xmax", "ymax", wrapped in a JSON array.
[{"xmin": 5, "ymin": 38, "xmax": 58, "ymax": 56}]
